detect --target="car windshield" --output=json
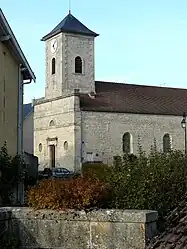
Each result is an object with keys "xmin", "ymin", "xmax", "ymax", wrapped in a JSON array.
[{"xmin": 54, "ymin": 168, "xmax": 69, "ymax": 173}]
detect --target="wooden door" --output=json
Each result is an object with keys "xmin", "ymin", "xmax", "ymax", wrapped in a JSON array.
[{"xmin": 49, "ymin": 145, "xmax": 55, "ymax": 168}]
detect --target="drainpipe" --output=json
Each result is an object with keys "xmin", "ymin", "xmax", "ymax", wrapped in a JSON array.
[
  {"xmin": 80, "ymin": 110, "xmax": 83, "ymax": 173},
  {"xmin": 17, "ymin": 65, "xmax": 23, "ymax": 159},
  {"xmin": 17, "ymin": 64, "xmax": 23, "ymax": 204},
  {"xmin": 74, "ymin": 94, "xmax": 83, "ymax": 174}
]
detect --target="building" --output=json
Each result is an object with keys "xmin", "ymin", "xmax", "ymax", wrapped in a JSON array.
[
  {"xmin": 0, "ymin": 9, "xmax": 36, "ymax": 156},
  {"xmin": 23, "ymin": 103, "xmax": 34, "ymax": 155},
  {"xmin": 34, "ymin": 12, "xmax": 187, "ymax": 171}
]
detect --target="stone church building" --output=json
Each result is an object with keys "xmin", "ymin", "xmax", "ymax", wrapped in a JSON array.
[{"xmin": 34, "ymin": 12, "xmax": 187, "ymax": 171}]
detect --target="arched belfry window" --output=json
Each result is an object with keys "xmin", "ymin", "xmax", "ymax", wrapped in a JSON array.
[
  {"xmin": 52, "ymin": 58, "xmax": 56, "ymax": 75},
  {"xmin": 163, "ymin": 133, "xmax": 171, "ymax": 153},
  {"xmin": 122, "ymin": 132, "xmax": 132, "ymax": 154},
  {"xmin": 75, "ymin": 56, "xmax": 82, "ymax": 74}
]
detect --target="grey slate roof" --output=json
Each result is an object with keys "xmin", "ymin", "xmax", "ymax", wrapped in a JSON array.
[
  {"xmin": 79, "ymin": 81, "xmax": 187, "ymax": 116},
  {"xmin": 41, "ymin": 13, "xmax": 99, "ymax": 41},
  {"xmin": 23, "ymin": 103, "xmax": 33, "ymax": 119}
]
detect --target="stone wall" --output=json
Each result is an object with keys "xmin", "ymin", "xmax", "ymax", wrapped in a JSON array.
[
  {"xmin": 45, "ymin": 32, "xmax": 95, "ymax": 100},
  {"xmin": 65, "ymin": 34, "xmax": 95, "ymax": 95},
  {"xmin": 81, "ymin": 111, "xmax": 185, "ymax": 165},
  {"xmin": 0, "ymin": 207, "xmax": 158, "ymax": 249},
  {"xmin": 34, "ymin": 95, "xmax": 81, "ymax": 171}
]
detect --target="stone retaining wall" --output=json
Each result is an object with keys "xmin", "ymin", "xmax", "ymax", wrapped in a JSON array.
[{"xmin": 0, "ymin": 207, "xmax": 158, "ymax": 249}]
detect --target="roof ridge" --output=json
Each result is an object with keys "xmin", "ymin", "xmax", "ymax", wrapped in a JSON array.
[{"xmin": 95, "ymin": 80, "xmax": 187, "ymax": 91}]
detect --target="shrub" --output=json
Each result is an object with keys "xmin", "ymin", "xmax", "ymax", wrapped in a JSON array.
[
  {"xmin": 106, "ymin": 150, "xmax": 187, "ymax": 226},
  {"xmin": 82, "ymin": 163, "xmax": 111, "ymax": 181},
  {"xmin": 27, "ymin": 176, "xmax": 109, "ymax": 210},
  {"xmin": 0, "ymin": 142, "xmax": 26, "ymax": 205},
  {"xmin": 80, "ymin": 150, "xmax": 187, "ymax": 231}
]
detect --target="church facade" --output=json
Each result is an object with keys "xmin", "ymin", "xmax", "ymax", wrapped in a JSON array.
[{"xmin": 34, "ymin": 12, "xmax": 187, "ymax": 171}]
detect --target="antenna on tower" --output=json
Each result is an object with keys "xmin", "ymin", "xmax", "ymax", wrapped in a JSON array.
[{"xmin": 69, "ymin": 0, "xmax": 71, "ymax": 14}]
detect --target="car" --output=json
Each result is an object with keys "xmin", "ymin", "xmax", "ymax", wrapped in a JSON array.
[
  {"xmin": 42, "ymin": 168, "xmax": 52, "ymax": 179},
  {"xmin": 51, "ymin": 168, "xmax": 74, "ymax": 179}
]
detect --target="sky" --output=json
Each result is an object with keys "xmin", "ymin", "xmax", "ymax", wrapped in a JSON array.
[{"xmin": 1, "ymin": 0, "xmax": 187, "ymax": 103}]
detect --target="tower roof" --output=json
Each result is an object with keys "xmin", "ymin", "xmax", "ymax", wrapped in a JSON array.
[{"xmin": 41, "ymin": 13, "xmax": 99, "ymax": 41}]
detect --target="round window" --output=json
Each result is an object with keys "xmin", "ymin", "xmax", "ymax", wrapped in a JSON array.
[
  {"xmin": 64, "ymin": 141, "xmax": 68, "ymax": 150},
  {"xmin": 39, "ymin": 143, "xmax": 43, "ymax": 152}
]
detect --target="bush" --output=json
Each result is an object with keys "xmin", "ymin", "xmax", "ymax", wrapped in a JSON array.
[
  {"xmin": 82, "ymin": 163, "xmax": 111, "ymax": 181},
  {"xmin": 81, "ymin": 150, "xmax": 187, "ymax": 231},
  {"xmin": 107, "ymin": 150, "xmax": 187, "ymax": 224},
  {"xmin": 27, "ymin": 176, "xmax": 109, "ymax": 210},
  {"xmin": 27, "ymin": 147, "xmax": 187, "ymax": 233},
  {"xmin": 0, "ymin": 142, "xmax": 26, "ymax": 205}
]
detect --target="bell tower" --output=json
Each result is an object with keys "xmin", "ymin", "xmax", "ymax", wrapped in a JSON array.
[{"xmin": 41, "ymin": 13, "xmax": 99, "ymax": 99}]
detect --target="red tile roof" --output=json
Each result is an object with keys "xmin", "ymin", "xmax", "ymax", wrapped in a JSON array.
[{"xmin": 80, "ymin": 81, "xmax": 187, "ymax": 116}]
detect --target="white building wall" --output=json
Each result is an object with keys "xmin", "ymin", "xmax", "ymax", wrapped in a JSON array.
[{"xmin": 81, "ymin": 111, "xmax": 184, "ymax": 165}]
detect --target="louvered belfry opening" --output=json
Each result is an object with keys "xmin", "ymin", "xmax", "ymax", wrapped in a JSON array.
[{"xmin": 75, "ymin": 56, "xmax": 82, "ymax": 74}]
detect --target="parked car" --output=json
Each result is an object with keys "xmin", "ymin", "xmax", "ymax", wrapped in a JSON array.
[
  {"xmin": 51, "ymin": 168, "xmax": 74, "ymax": 179},
  {"xmin": 42, "ymin": 168, "xmax": 52, "ymax": 179}
]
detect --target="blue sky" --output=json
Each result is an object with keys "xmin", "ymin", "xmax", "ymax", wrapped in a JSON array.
[{"xmin": 1, "ymin": 0, "xmax": 187, "ymax": 103}]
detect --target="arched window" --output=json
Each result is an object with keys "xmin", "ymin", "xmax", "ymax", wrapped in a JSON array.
[
  {"xmin": 52, "ymin": 58, "xmax": 56, "ymax": 74},
  {"xmin": 64, "ymin": 141, "xmax": 68, "ymax": 151},
  {"xmin": 122, "ymin": 132, "xmax": 131, "ymax": 154},
  {"xmin": 49, "ymin": 120, "xmax": 55, "ymax": 127},
  {"xmin": 75, "ymin": 56, "xmax": 82, "ymax": 74},
  {"xmin": 163, "ymin": 133, "xmax": 171, "ymax": 153}
]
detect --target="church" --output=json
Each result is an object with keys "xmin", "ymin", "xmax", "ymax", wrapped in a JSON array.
[{"xmin": 33, "ymin": 12, "xmax": 187, "ymax": 171}]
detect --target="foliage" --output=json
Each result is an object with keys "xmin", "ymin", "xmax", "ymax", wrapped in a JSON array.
[
  {"xmin": 27, "ymin": 176, "xmax": 110, "ymax": 210},
  {"xmin": 82, "ymin": 148, "xmax": 187, "ymax": 231},
  {"xmin": 82, "ymin": 163, "xmax": 110, "ymax": 181},
  {"xmin": 27, "ymin": 144, "xmax": 187, "ymax": 233},
  {"xmin": 0, "ymin": 232, "xmax": 20, "ymax": 249},
  {"xmin": 107, "ymin": 149, "xmax": 187, "ymax": 223},
  {"xmin": 0, "ymin": 142, "xmax": 26, "ymax": 205}
]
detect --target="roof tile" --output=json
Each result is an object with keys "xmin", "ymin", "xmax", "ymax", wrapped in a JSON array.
[
  {"xmin": 147, "ymin": 199, "xmax": 187, "ymax": 249},
  {"xmin": 80, "ymin": 81, "xmax": 187, "ymax": 116}
]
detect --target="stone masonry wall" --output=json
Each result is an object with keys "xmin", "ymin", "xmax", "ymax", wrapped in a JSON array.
[
  {"xmin": 34, "ymin": 95, "xmax": 81, "ymax": 171},
  {"xmin": 65, "ymin": 34, "xmax": 95, "ymax": 95},
  {"xmin": 0, "ymin": 207, "xmax": 158, "ymax": 249},
  {"xmin": 45, "ymin": 33, "xmax": 95, "ymax": 100},
  {"xmin": 45, "ymin": 33, "xmax": 63, "ymax": 99},
  {"xmin": 81, "ymin": 111, "xmax": 185, "ymax": 165}
]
